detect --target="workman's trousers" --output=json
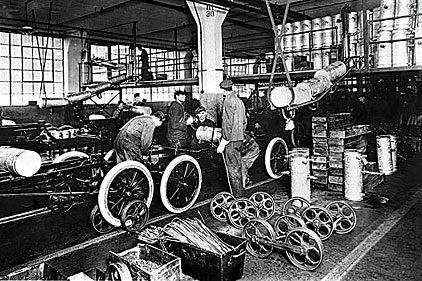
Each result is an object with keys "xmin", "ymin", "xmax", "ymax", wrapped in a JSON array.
[
  {"xmin": 114, "ymin": 134, "xmax": 143, "ymax": 164},
  {"xmin": 224, "ymin": 140, "xmax": 244, "ymax": 197},
  {"xmin": 241, "ymin": 143, "xmax": 261, "ymax": 187},
  {"xmin": 167, "ymin": 137, "xmax": 189, "ymax": 148}
]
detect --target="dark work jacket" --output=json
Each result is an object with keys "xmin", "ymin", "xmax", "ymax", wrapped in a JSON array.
[
  {"xmin": 222, "ymin": 92, "xmax": 247, "ymax": 142},
  {"xmin": 167, "ymin": 101, "xmax": 188, "ymax": 141}
]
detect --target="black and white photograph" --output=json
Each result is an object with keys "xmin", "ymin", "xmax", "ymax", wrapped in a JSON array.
[{"xmin": 0, "ymin": 0, "xmax": 421, "ymax": 280}]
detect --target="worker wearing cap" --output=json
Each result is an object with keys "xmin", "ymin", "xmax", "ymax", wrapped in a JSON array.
[
  {"xmin": 114, "ymin": 111, "xmax": 165, "ymax": 163},
  {"xmin": 167, "ymin": 90, "xmax": 194, "ymax": 147},
  {"xmin": 217, "ymin": 79, "xmax": 248, "ymax": 197},
  {"xmin": 193, "ymin": 106, "xmax": 216, "ymax": 129}
]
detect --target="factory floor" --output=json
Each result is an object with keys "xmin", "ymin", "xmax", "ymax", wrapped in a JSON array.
[{"xmin": 1, "ymin": 153, "xmax": 422, "ymax": 280}]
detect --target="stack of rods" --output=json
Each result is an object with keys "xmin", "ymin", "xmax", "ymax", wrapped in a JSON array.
[{"xmin": 161, "ymin": 218, "xmax": 234, "ymax": 255}]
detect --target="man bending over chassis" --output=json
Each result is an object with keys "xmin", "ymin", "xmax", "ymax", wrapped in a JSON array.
[{"xmin": 114, "ymin": 111, "xmax": 165, "ymax": 163}]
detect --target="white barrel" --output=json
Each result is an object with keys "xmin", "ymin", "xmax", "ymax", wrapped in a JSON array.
[
  {"xmin": 415, "ymin": 25, "xmax": 422, "ymax": 65},
  {"xmin": 285, "ymin": 54, "xmax": 293, "ymax": 71},
  {"xmin": 314, "ymin": 61, "xmax": 347, "ymax": 81},
  {"xmin": 0, "ymin": 147, "xmax": 42, "ymax": 177},
  {"xmin": 418, "ymin": 0, "xmax": 422, "ymax": 25},
  {"xmin": 276, "ymin": 25, "xmax": 285, "ymax": 50},
  {"xmin": 196, "ymin": 126, "xmax": 222, "ymax": 143},
  {"xmin": 301, "ymin": 20, "xmax": 311, "ymax": 50},
  {"xmin": 344, "ymin": 149, "xmax": 364, "ymax": 201},
  {"xmin": 376, "ymin": 30, "xmax": 392, "ymax": 67},
  {"xmin": 293, "ymin": 21, "xmax": 302, "ymax": 52},
  {"xmin": 312, "ymin": 50, "xmax": 323, "ymax": 69},
  {"xmin": 322, "ymin": 16, "xmax": 333, "ymax": 47},
  {"xmin": 392, "ymin": 29, "xmax": 409, "ymax": 67},
  {"xmin": 333, "ymin": 14, "xmax": 343, "ymax": 45},
  {"xmin": 349, "ymin": 11, "xmax": 359, "ymax": 34},
  {"xmin": 388, "ymin": 135, "xmax": 397, "ymax": 172},
  {"xmin": 380, "ymin": 0, "xmax": 395, "ymax": 31},
  {"xmin": 290, "ymin": 150, "xmax": 311, "ymax": 202},
  {"xmin": 312, "ymin": 18, "xmax": 323, "ymax": 48},
  {"xmin": 323, "ymin": 51, "xmax": 331, "ymax": 67},
  {"xmin": 395, "ymin": 0, "xmax": 412, "ymax": 30},
  {"xmin": 283, "ymin": 23, "xmax": 294, "ymax": 52},
  {"xmin": 376, "ymin": 135, "xmax": 394, "ymax": 175}
]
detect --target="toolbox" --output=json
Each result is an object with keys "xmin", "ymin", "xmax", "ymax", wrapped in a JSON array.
[
  {"xmin": 163, "ymin": 232, "xmax": 247, "ymax": 281},
  {"xmin": 109, "ymin": 244, "xmax": 181, "ymax": 281}
]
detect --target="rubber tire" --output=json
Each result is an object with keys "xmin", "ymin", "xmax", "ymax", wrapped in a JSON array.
[
  {"xmin": 291, "ymin": 121, "xmax": 306, "ymax": 148},
  {"xmin": 98, "ymin": 160, "xmax": 154, "ymax": 227},
  {"xmin": 105, "ymin": 262, "xmax": 133, "ymax": 281},
  {"xmin": 52, "ymin": 151, "xmax": 89, "ymax": 163},
  {"xmin": 265, "ymin": 137, "xmax": 289, "ymax": 179},
  {"xmin": 160, "ymin": 155, "xmax": 202, "ymax": 214}
]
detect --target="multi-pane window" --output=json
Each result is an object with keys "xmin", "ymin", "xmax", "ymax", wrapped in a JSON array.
[
  {"xmin": 89, "ymin": 44, "xmax": 195, "ymax": 103},
  {"xmin": 0, "ymin": 31, "xmax": 64, "ymax": 106}
]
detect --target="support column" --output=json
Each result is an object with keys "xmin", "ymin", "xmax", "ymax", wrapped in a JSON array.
[
  {"xmin": 63, "ymin": 31, "xmax": 87, "ymax": 95},
  {"xmin": 187, "ymin": 1, "xmax": 228, "ymax": 123}
]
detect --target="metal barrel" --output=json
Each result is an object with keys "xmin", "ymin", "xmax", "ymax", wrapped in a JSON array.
[
  {"xmin": 301, "ymin": 20, "xmax": 312, "ymax": 50},
  {"xmin": 0, "ymin": 147, "xmax": 42, "ymax": 177},
  {"xmin": 380, "ymin": 0, "xmax": 395, "ymax": 31},
  {"xmin": 290, "ymin": 148, "xmax": 311, "ymax": 202},
  {"xmin": 376, "ymin": 30, "xmax": 393, "ymax": 67},
  {"xmin": 388, "ymin": 135, "xmax": 398, "ymax": 172},
  {"xmin": 376, "ymin": 135, "xmax": 394, "ymax": 175},
  {"xmin": 322, "ymin": 15, "xmax": 333, "ymax": 47},
  {"xmin": 312, "ymin": 18, "xmax": 323, "ymax": 49},
  {"xmin": 344, "ymin": 149, "xmax": 364, "ymax": 201},
  {"xmin": 392, "ymin": 29, "xmax": 409, "ymax": 67}
]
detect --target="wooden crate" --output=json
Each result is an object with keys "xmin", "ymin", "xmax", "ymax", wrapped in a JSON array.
[
  {"xmin": 312, "ymin": 176, "xmax": 328, "ymax": 185},
  {"xmin": 311, "ymin": 156, "xmax": 328, "ymax": 163},
  {"xmin": 329, "ymin": 175, "xmax": 343, "ymax": 185},
  {"xmin": 313, "ymin": 137, "xmax": 328, "ymax": 145},
  {"xmin": 312, "ymin": 169, "xmax": 328, "ymax": 177},
  {"xmin": 329, "ymin": 168, "xmax": 344, "ymax": 176},
  {"xmin": 329, "ymin": 125, "xmax": 371, "ymax": 138},
  {"xmin": 312, "ymin": 162, "xmax": 328, "ymax": 170},
  {"xmin": 329, "ymin": 160, "xmax": 343, "ymax": 169},
  {"xmin": 109, "ymin": 244, "xmax": 181, "ymax": 281},
  {"xmin": 328, "ymin": 183, "xmax": 343, "ymax": 192}
]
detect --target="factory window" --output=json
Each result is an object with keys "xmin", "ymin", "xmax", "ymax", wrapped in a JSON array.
[{"xmin": 0, "ymin": 31, "xmax": 64, "ymax": 106}]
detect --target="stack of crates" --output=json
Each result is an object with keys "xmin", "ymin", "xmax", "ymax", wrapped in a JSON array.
[
  {"xmin": 327, "ymin": 124, "xmax": 371, "ymax": 191},
  {"xmin": 311, "ymin": 113, "xmax": 355, "ymax": 190}
]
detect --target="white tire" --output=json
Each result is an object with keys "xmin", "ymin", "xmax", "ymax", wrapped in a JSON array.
[
  {"xmin": 160, "ymin": 155, "xmax": 202, "ymax": 213},
  {"xmin": 265, "ymin": 137, "xmax": 289, "ymax": 179},
  {"xmin": 98, "ymin": 160, "xmax": 154, "ymax": 227},
  {"xmin": 52, "ymin": 151, "xmax": 89, "ymax": 163}
]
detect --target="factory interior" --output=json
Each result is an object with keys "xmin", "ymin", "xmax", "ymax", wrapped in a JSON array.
[{"xmin": 1, "ymin": 0, "xmax": 422, "ymax": 280}]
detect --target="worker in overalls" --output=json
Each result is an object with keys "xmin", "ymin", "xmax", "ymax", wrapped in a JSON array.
[
  {"xmin": 114, "ymin": 111, "xmax": 165, "ymax": 163},
  {"xmin": 217, "ymin": 79, "xmax": 248, "ymax": 197}
]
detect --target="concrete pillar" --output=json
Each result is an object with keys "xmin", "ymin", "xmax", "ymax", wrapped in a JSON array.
[
  {"xmin": 186, "ymin": 1, "xmax": 228, "ymax": 123},
  {"xmin": 63, "ymin": 31, "xmax": 87, "ymax": 95}
]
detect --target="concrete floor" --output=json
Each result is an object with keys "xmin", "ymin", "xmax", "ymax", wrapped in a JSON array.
[{"xmin": 1, "ymin": 153, "xmax": 422, "ymax": 280}]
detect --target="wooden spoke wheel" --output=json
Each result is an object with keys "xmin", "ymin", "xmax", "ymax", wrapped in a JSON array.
[
  {"xmin": 265, "ymin": 137, "xmax": 289, "ymax": 179},
  {"xmin": 227, "ymin": 198, "xmax": 258, "ymax": 229},
  {"xmin": 160, "ymin": 155, "xmax": 202, "ymax": 214},
  {"xmin": 210, "ymin": 192, "xmax": 236, "ymax": 222},
  {"xmin": 242, "ymin": 219, "xmax": 276, "ymax": 258},
  {"xmin": 325, "ymin": 201, "xmax": 357, "ymax": 234},
  {"xmin": 98, "ymin": 161, "xmax": 154, "ymax": 227},
  {"xmin": 90, "ymin": 204, "xmax": 114, "ymax": 234},
  {"xmin": 249, "ymin": 192, "xmax": 275, "ymax": 220},
  {"xmin": 302, "ymin": 206, "xmax": 334, "ymax": 241},
  {"xmin": 291, "ymin": 122, "xmax": 307, "ymax": 148},
  {"xmin": 282, "ymin": 197, "xmax": 311, "ymax": 217},
  {"xmin": 285, "ymin": 227, "xmax": 324, "ymax": 271},
  {"xmin": 120, "ymin": 200, "xmax": 149, "ymax": 233}
]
